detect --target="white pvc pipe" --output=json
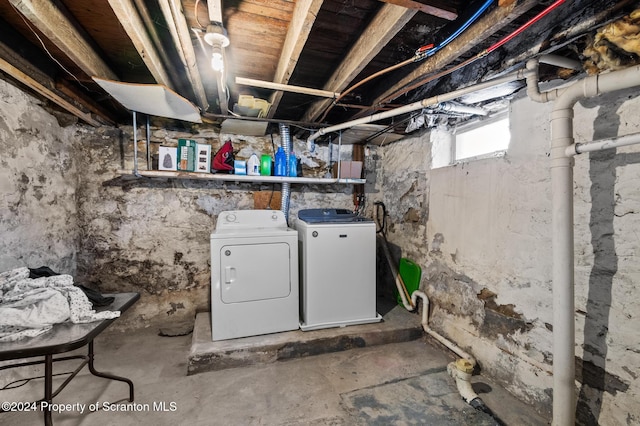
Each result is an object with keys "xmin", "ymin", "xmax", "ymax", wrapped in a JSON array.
[
  {"xmin": 411, "ymin": 291, "xmax": 476, "ymax": 366},
  {"xmin": 410, "ymin": 290, "xmax": 481, "ymax": 409},
  {"xmin": 307, "ymin": 69, "xmax": 530, "ymax": 143},
  {"xmin": 527, "ymin": 63, "xmax": 640, "ymax": 426},
  {"xmin": 448, "ymin": 360, "xmax": 479, "ymax": 404},
  {"xmin": 553, "ymin": 65, "xmax": 640, "ymax": 426},
  {"xmin": 566, "ymin": 131, "xmax": 640, "ymax": 156},
  {"xmin": 539, "ymin": 54, "xmax": 582, "ymax": 71}
]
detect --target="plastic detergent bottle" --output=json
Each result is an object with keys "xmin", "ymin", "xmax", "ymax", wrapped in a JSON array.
[
  {"xmin": 247, "ymin": 154, "xmax": 260, "ymax": 176},
  {"xmin": 275, "ymin": 146, "xmax": 286, "ymax": 176},
  {"xmin": 260, "ymin": 154, "xmax": 271, "ymax": 176},
  {"xmin": 289, "ymin": 152, "xmax": 298, "ymax": 177}
]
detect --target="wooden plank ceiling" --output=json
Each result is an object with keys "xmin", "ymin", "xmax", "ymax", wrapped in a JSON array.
[{"xmin": 0, "ymin": 0, "xmax": 638, "ymax": 138}]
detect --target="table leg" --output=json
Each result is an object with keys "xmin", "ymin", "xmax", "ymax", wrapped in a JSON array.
[
  {"xmin": 44, "ymin": 354, "xmax": 52, "ymax": 426},
  {"xmin": 87, "ymin": 341, "xmax": 134, "ymax": 402}
]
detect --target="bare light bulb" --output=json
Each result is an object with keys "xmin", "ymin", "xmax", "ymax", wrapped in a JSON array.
[
  {"xmin": 204, "ymin": 24, "xmax": 228, "ymax": 72},
  {"xmin": 211, "ymin": 50, "xmax": 224, "ymax": 72}
]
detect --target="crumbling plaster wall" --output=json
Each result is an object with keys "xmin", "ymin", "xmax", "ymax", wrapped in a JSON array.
[
  {"xmin": 0, "ymin": 79, "xmax": 79, "ymax": 274},
  {"xmin": 74, "ymin": 125, "xmax": 355, "ymax": 330},
  {"xmin": 0, "ymin": 77, "xmax": 356, "ymax": 330},
  {"xmin": 373, "ymin": 89, "xmax": 640, "ymax": 423}
]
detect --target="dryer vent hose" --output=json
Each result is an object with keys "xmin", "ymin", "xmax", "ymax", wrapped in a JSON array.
[{"xmin": 279, "ymin": 123, "xmax": 292, "ymax": 222}]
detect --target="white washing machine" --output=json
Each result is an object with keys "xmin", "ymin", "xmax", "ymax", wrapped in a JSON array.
[
  {"xmin": 210, "ymin": 210, "xmax": 299, "ymax": 341},
  {"xmin": 297, "ymin": 208, "xmax": 381, "ymax": 331}
]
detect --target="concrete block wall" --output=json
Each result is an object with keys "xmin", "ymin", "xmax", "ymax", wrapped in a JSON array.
[{"xmin": 372, "ymin": 89, "xmax": 640, "ymax": 423}]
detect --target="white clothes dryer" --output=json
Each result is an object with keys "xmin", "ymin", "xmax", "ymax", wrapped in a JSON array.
[{"xmin": 210, "ymin": 210, "xmax": 299, "ymax": 341}]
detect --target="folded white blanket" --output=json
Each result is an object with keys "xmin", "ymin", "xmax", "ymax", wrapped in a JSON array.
[{"xmin": 0, "ymin": 267, "xmax": 120, "ymax": 342}]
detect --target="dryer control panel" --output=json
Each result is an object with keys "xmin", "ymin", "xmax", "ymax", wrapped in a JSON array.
[
  {"xmin": 216, "ymin": 210, "xmax": 286, "ymax": 231},
  {"xmin": 298, "ymin": 208, "xmax": 370, "ymax": 224}
]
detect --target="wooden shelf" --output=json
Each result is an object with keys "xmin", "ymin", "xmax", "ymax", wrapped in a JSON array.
[{"xmin": 117, "ymin": 170, "xmax": 365, "ymax": 185}]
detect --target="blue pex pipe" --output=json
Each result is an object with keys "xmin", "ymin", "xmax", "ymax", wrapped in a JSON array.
[{"xmin": 428, "ymin": 0, "xmax": 495, "ymax": 57}]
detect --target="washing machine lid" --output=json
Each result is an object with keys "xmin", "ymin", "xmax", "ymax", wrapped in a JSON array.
[
  {"xmin": 297, "ymin": 208, "xmax": 371, "ymax": 224},
  {"xmin": 215, "ymin": 210, "xmax": 288, "ymax": 232}
]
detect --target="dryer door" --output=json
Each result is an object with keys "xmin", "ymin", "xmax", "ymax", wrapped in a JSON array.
[{"xmin": 218, "ymin": 241, "xmax": 291, "ymax": 303}]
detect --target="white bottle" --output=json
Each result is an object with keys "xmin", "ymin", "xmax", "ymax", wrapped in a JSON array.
[{"xmin": 247, "ymin": 154, "xmax": 260, "ymax": 176}]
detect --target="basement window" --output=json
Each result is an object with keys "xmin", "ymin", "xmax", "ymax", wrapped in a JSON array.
[{"xmin": 454, "ymin": 114, "xmax": 510, "ymax": 161}]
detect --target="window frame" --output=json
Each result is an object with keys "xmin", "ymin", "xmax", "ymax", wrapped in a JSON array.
[{"xmin": 452, "ymin": 111, "xmax": 510, "ymax": 163}]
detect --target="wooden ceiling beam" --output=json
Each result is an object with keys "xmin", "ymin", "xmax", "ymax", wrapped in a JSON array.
[
  {"xmin": 55, "ymin": 79, "xmax": 117, "ymax": 126},
  {"xmin": 378, "ymin": 0, "xmax": 457, "ymax": 21},
  {"xmin": 133, "ymin": 0, "xmax": 181, "ymax": 91},
  {"xmin": 370, "ymin": 0, "xmax": 540, "ymax": 108},
  {"xmin": 7, "ymin": 0, "xmax": 118, "ymax": 80},
  {"xmin": 158, "ymin": 0, "xmax": 209, "ymax": 111},
  {"xmin": 0, "ymin": 56, "xmax": 101, "ymax": 126},
  {"xmin": 266, "ymin": 0, "xmax": 324, "ymax": 118},
  {"xmin": 107, "ymin": 0, "xmax": 175, "ymax": 90},
  {"xmin": 301, "ymin": 3, "xmax": 416, "ymax": 123}
]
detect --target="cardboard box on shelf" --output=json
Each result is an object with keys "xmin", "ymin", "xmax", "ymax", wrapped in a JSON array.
[
  {"xmin": 331, "ymin": 161, "xmax": 363, "ymax": 179},
  {"xmin": 195, "ymin": 143, "xmax": 211, "ymax": 173},
  {"xmin": 177, "ymin": 139, "xmax": 197, "ymax": 171},
  {"xmin": 158, "ymin": 146, "xmax": 177, "ymax": 171}
]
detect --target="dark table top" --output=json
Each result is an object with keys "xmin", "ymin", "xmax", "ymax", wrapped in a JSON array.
[{"xmin": 0, "ymin": 292, "xmax": 140, "ymax": 361}]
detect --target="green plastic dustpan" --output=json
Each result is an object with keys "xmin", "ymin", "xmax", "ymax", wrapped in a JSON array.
[{"xmin": 396, "ymin": 258, "xmax": 421, "ymax": 305}]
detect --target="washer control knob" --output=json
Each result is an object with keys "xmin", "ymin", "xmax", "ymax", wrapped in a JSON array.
[
  {"xmin": 312, "ymin": 231, "xmax": 318, "ymax": 237},
  {"xmin": 226, "ymin": 214, "xmax": 236, "ymax": 222},
  {"xmin": 272, "ymin": 214, "xmax": 278, "ymax": 220}
]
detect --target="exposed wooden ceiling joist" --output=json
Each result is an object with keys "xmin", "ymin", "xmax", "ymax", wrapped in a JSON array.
[
  {"xmin": 378, "ymin": 0, "xmax": 458, "ymax": 20},
  {"xmin": 107, "ymin": 0, "xmax": 175, "ymax": 90},
  {"xmin": 132, "ymin": 0, "xmax": 180, "ymax": 88},
  {"xmin": 7, "ymin": 0, "xmax": 117, "ymax": 81},
  {"xmin": 0, "ymin": 56, "xmax": 101, "ymax": 126},
  {"xmin": 0, "ymin": 0, "xmax": 622, "ymax": 130},
  {"xmin": 158, "ymin": 0, "xmax": 209, "ymax": 111},
  {"xmin": 266, "ymin": 0, "xmax": 324, "ymax": 119},
  {"xmin": 237, "ymin": 76, "xmax": 339, "ymax": 98},
  {"xmin": 55, "ymin": 79, "xmax": 116, "ymax": 126},
  {"xmin": 371, "ymin": 0, "xmax": 540, "ymax": 107},
  {"xmin": 301, "ymin": 3, "xmax": 417, "ymax": 123}
]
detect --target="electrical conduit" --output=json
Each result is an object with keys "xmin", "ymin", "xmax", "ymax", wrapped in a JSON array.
[{"xmin": 526, "ymin": 62, "xmax": 640, "ymax": 426}]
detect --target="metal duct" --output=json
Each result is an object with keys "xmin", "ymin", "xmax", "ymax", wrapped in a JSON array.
[{"xmin": 279, "ymin": 123, "xmax": 292, "ymax": 222}]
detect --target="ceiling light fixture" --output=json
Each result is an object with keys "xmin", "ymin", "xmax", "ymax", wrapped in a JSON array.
[{"xmin": 204, "ymin": 23, "xmax": 229, "ymax": 72}]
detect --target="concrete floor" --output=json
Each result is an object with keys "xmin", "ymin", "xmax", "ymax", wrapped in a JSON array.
[{"xmin": 1, "ymin": 323, "xmax": 549, "ymax": 426}]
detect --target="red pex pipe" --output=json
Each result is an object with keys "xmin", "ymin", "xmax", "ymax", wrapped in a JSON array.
[{"xmin": 487, "ymin": 0, "xmax": 567, "ymax": 53}]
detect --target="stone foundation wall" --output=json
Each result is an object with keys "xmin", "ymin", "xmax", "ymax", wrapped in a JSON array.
[
  {"xmin": 373, "ymin": 89, "xmax": 640, "ymax": 423},
  {"xmin": 73, "ymin": 124, "xmax": 356, "ymax": 330},
  {"xmin": 0, "ymin": 78, "xmax": 357, "ymax": 331},
  {"xmin": 0, "ymin": 79, "xmax": 79, "ymax": 274}
]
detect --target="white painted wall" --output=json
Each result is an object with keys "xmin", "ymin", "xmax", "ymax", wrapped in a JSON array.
[{"xmin": 375, "ymin": 88, "xmax": 640, "ymax": 423}]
